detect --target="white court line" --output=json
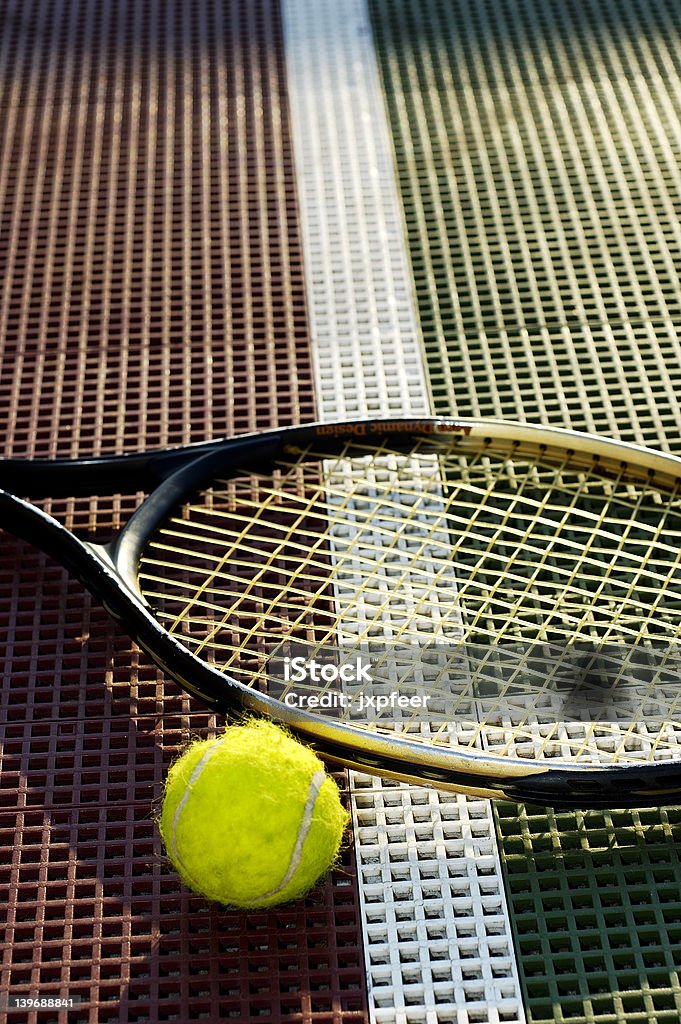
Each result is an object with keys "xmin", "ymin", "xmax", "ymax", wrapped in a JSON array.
[{"xmin": 282, "ymin": 1, "xmax": 526, "ymax": 1021}]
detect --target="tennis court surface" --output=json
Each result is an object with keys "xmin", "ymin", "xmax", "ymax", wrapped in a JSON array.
[{"xmin": 2, "ymin": 0, "xmax": 681, "ymax": 1021}]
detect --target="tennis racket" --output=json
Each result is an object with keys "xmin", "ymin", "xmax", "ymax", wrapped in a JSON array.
[{"xmin": 3, "ymin": 417, "xmax": 681, "ymax": 808}]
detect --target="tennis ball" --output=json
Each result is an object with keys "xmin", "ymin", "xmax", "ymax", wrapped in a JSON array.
[{"xmin": 159, "ymin": 720, "xmax": 349, "ymax": 908}]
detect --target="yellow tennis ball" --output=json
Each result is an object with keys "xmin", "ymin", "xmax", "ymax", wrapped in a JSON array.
[{"xmin": 159, "ymin": 720, "xmax": 349, "ymax": 908}]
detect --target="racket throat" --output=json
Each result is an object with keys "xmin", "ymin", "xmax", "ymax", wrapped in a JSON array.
[{"xmin": 82, "ymin": 538, "xmax": 150, "ymax": 611}]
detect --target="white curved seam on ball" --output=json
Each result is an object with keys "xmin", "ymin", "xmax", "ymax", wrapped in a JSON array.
[
  {"xmin": 170, "ymin": 738, "xmax": 224, "ymax": 887},
  {"xmin": 251, "ymin": 768, "xmax": 327, "ymax": 903}
]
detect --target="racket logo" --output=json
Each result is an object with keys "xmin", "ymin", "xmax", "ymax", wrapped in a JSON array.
[
  {"xmin": 315, "ymin": 423, "xmax": 368, "ymax": 437},
  {"xmin": 313, "ymin": 419, "xmax": 437, "ymax": 438}
]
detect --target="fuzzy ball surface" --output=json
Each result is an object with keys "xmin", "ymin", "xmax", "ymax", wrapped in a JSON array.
[{"xmin": 160, "ymin": 720, "xmax": 348, "ymax": 908}]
